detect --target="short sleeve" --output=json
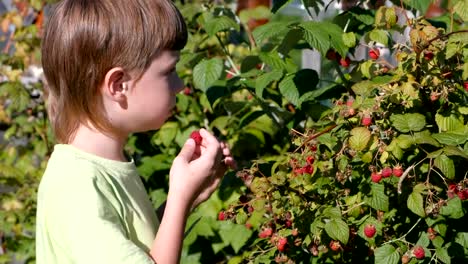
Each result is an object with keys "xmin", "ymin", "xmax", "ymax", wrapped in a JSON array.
[{"xmin": 47, "ymin": 171, "xmax": 155, "ymax": 264}]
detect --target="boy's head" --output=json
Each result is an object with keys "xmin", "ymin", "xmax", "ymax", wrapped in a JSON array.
[{"xmin": 41, "ymin": 0, "xmax": 187, "ymax": 143}]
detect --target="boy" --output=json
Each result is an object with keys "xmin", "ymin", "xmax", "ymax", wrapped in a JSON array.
[{"xmin": 35, "ymin": 0, "xmax": 235, "ymax": 263}]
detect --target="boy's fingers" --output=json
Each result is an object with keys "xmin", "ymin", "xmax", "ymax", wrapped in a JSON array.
[{"xmin": 175, "ymin": 138, "xmax": 196, "ymax": 163}]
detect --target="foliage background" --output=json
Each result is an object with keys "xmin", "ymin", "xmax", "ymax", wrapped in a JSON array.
[{"xmin": 0, "ymin": 0, "xmax": 467, "ymax": 263}]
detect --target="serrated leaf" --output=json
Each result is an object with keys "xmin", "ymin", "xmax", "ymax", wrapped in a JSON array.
[
  {"xmin": 271, "ymin": 0, "xmax": 294, "ymax": 13},
  {"xmin": 365, "ymin": 183, "xmax": 389, "ymax": 211},
  {"xmin": 408, "ymin": 191, "xmax": 425, "ymax": 217},
  {"xmin": 204, "ymin": 16, "xmax": 239, "ymax": 36},
  {"xmin": 278, "ymin": 69, "xmax": 319, "ymax": 106},
  {"xmin": 252, "ymin": 21, "xmax": 290, "ymax": 44},
  {"xmin": 404, "ymin": 0, "xmax": 432, "ymax": 14},
  {"xmin": 455, "ymin": 232, "xmax": 468, "ymax": 248},
  {"xmin": 374, "ymin": 244, "xmax": 400, "ymax": 264},
  {"xmin": 158, "ymin": 121, "xmax": 179, "ymax": 147},
  {"xmin": 454, "ymin": 0, "xmax": 468, "ymax": 21},
  {"xmin": 436, "ymin": 247, "xmax": 451, "ymax": 264},
  {"xmin": 413, "ymin": 130, "xmax": 440, "ymax": 146},
  {"xmin": 324, "ymin": 218, "xmax": 349, "ymax": 244},
  {"xmin": 432, "ymin": 133, "xmax": 467, "ymax": 146},
  {"xmin": 193, "ymin": 58, "xmax": 224, "ymax": 92},
  {"xmin": 369, "ymin": 29, "xmax": 388, "ymax": 45},
  {"xmin": 390, "ymin": 113, "xmax": 426, "ymax": 132},
  {"xmin": 342, "ymin": 32, "xmax": 356, "ymax": 47},
  {"xmin": 300, "ymin": 21, "xmax": 347, "ymax": 56},
  {"xmin": 349, "ymin": 127, "xmax": 371, "ymax": 151},
  {"xmin": 351, "ymin": 80, "xmax": 376, "ymax": 96},
  {"xmin": 435, "ymin": 113, "xmax": 464, "ymax": 132},
  {"xmin": 218, "ymin": 221, "xmax": 253, "ymax": 253},
  {"xmin": 259, "ymin": 52, "xmax": 288, "ymax": 70},
  {"xmin": 440, "ymin": 197, "xmax": 464, "ymax": 219},
  {"xmin": 434, "ymin": 155, "xmax": 455, "ymax": 179},
  {"xmin": 323, "ymin": 207, "xmax": 342, "ymax": 219},
  {"xmin": 255, "ymin": 69, "xmax": 283, "ymax": 97},
  {"xmin": 443, "ymin": 146, "xmax": 468, "ymax": 159},
  {"xmin": 360, "ymin": 60, "xmax": 374, "ymax": 79}
]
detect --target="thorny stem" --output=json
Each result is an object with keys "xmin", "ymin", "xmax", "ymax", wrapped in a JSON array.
[
  {"xmin": 293, "ymin": 124, "xmax": 338, "ymax": 153},
  {"xmin": 215, "ymin": 34, "xmax": 241, "ymax": 76},
  {"xmin": 342, "ymin": 202, "xmax": 366, "ymax": 215}
]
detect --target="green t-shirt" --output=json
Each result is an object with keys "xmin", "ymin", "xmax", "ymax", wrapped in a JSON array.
[{"xmin": 36, "ymin": 144, "xmax": 158, "ymax": 263}]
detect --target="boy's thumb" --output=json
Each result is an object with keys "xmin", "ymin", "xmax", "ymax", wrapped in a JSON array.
[{"xmin": 176, "ymin": 138, "xmax": 196, "ymax": 162}]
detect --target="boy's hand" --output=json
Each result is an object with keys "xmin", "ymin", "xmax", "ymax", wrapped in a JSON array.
[{"xmin": 168, "ymin": 129, "xmax": 235, "ymax": 210}]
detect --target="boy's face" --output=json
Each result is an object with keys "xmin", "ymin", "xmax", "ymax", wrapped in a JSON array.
[{"xmin": 125, "ymin": 50, "xmax": 183, "ymax": 132}]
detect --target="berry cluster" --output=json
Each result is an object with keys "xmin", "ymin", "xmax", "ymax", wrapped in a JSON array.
[
  {"xmin": 447, "ymin": 182, "xmax": 468, "ymax": 200},
  {"xmin": 370, "ymin": 165, "xmax": 404, "ymax": 183}
]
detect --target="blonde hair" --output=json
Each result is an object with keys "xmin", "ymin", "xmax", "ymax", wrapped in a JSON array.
[{"xmin": 41, "ymin": 0, "xmax": 187, "ymax": 143}]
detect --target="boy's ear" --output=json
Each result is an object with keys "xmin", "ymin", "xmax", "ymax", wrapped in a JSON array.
[{"xmin": 103, "ymin": 67, "xmax": 128, "ymax": 101}]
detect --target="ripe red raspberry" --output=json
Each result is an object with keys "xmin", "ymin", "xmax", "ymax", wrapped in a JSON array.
[
  {"xmin": 218, "ymin": 211, "xmax": 226, "ymax": 221},
  {"xmin": 339, "ymin": 57, "xmax": 351, "ymax": 67},
  {"xmin": 285, "ymin": 219, "xmax": 292, "ymax": 228},
  {"xmin": 361, "ymin": 115, "xmax": 372, "ymax": 126},
  {"xmin": 369, "ymin": 48, "xmax": 380, "ymax": 60},
  {"xmin": 245, "ymin": 222, "xmax": 252, "ymax": 229},
  {"xmin": 183, "ymin": 87, "xmax": 191, "ymax": 95},
  {"xmin": 457, "ymin": 190, "xmax": 468, "ymax": 200},
  {"xmin": 277, "ymin": 237, "xmax": 288, "ymax": 252},
  {"xmin": 303, "ymin": 164, "xmax": 314, "ymax": 174},
  {"xmin": 329, "ymin": 240, "xmax": 341, "ymax": 251},
  {"xmin": 392, "ymin": 166, "xmax": 403, "ymax": 177},
  {"xmin": 306, "ymin": 156, "xmax": 315, "ymax": 164},
  {"xmin": 190, "ymin": 130, "xmax": 202, "ymax": 145},
  {"xmin": 464, "ymin": 82, "xmax": 468, "ymax": 92},
  {"xmin": 381, "ymin": 167, "xmax": 392, "ymax": 178},
  {"xmin": 371, "ymin": 172, "xmax": 382, "ymax": 183},
  {"xmin": 259, "ymin": 228, "xmax": 273, "ymax": 238},
  {"xmin": 423, "ymin": 51, "xmax": 434, "ymax": 60},
  {"xmin": 413, "ymin": 246, "xmax": 425, "ymax": 259},
  {"xmin": 364, "ymin": 224, "xmax": 376, "ymax": 238}
]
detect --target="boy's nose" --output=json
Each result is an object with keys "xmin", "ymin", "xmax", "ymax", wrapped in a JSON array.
[{"xmin": 173, "ymin": 75, "xmax": 184, "ymax": 94}]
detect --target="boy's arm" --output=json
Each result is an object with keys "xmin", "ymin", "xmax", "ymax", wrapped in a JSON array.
[{"xmin": 149, "ymin": 129, "xmax": 228, "ymax": 264}]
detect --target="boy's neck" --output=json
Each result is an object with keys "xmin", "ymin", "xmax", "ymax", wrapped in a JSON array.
[{"xmin": 69, "ymin": 123, "xmax": 128, "ymax": 162}]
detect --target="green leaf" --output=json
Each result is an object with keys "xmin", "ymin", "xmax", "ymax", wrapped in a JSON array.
[
  {"xmin": 374, "ymin": 244, "xmax": 400, "ymax": 264},
  {"xmin": 454, "ymin": 0, "xmax": 468, "ymax": 21},
  {"xmin": 351, "ymin": 80, "xmax": 376, "ymax": 96},
  {"xmin": 278, "ymin": 69, "xmax": 319, "ymax": 106},
  {"xmin": 252, "ymin": 21, "xmax": 291, "ymax": 44},
  {"xmin": 435, "ymin": 113, "xmax": 464, "ymax": 132},
  {"xmin": 259, "ymin": 52, "xmax": 288, "ymax": 70},
  {"xmin": 204, "ymin": 16, "xmax": 239, "ymax": 36},
  {"xmin": 407, "ymin": 191, "xmax": 426, "ymax": 217},
  {"xmin": 300, "ymin": 21, "xmax": 347, "ymax": 56},
  {"xmin": 432, "ymin": 133, "xmax": 468, "ymax": 146},
  {"xmin": 390, "ymin": 113, "xmax": 426, "ymax": 132},
  {"xmin": 349, "ymin": 127, "xmax": 371, "ymax": 151},
  {"xmin": 440, "ymin": 197, "xmax": 465, "ymax": 219},
  {"xmin": 255, "ymin": 69, "xmax": 283, "ymax": 97},
  {"xmin": 436, "ymin": 247, "xmax": 451, "ymax": 263},
  {"xmin": 360, "ymin": 60, "xmax": 374, "ymax": 79},
  {"xmin": 365, "ymin": 183, "xmax": 389, "ymax": 211},
  {"xmin": 342, "ymin": 32, "xmax": 356, "ymax": 47},
  {"xmin": 323, "ymin": 207, "xmax": 342, "ymax": 219},
  {"xmin": 455, "ymin": 232, "xmax": 468, "ymax": 248},
  {"xmin": 218, "ymin": 221, "xmax": 253, "ymax": 253},
  {"xmin": 413, "ymin": 130, "xmax": 440, "ymax": 146},
  {"xmin": 434, "ymin": 155, "xmax": 455, "ymax": 179},
  {"xmin": 158, "ymin": 121, "xmax": 179, "ymax": 147},
  {"xmin": 271, "ymin": 0, "xmax": 294, "ymax": 13},
  {"xmin": 404, "ymin": 0, "xmax": 432, "ymax": 14},
  {"xmin": 369, "ymin": 29, "xmax": 388, "ymax": 45},
  {"xmin": 193, "ymin": 58, "xmax": 224, "ymax": 92},
  {"xmin": 442, "ymin": 146, "xmax": 468, "ymax": 159},
  {"xmin": 324, "ymin": 218, "xmax": 349, "ymax": 244}
]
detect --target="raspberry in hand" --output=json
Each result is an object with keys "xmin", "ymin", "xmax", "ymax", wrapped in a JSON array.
[{"xmin": 190, "ymin": 130, "xmax": 202, "ymax": 145}]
